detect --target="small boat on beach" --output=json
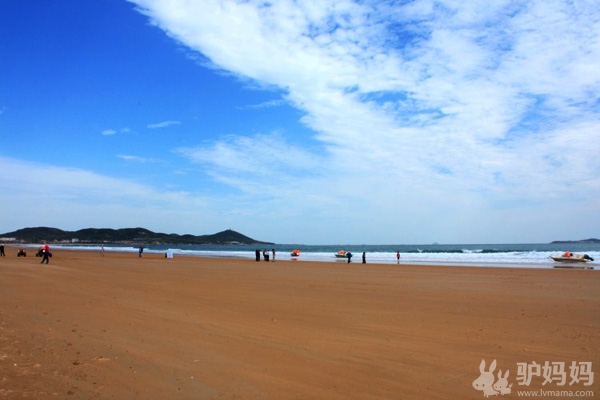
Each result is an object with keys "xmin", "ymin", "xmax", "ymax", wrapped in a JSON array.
[
  {"xmin": 550, "ymin": 252, "xmax": 593, "ymax": 263},
  {"xmin": 550, "ymin": 252, "xmax": 594, "ymax": 269},
  {"xmin": 290, "ymin": 249, "xmax": 301, "ymax": 257},
  {"xmin": 335, "ymin": 250, "xmax": 347, "ymax": 258}
]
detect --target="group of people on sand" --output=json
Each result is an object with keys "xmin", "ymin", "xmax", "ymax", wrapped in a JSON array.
[
  {"xmin": 344, "ymin": 251, "xmax": 403, "ymax": 264},
  {"xmin": 255, "ymin": 249, "xmax": 276, "ymax": 262},
  {"xmin": 254, "ymin": 249, "xmax": 403, "ymax": 264},
  {"xmin": 0, "ymin": 244, "xmax": 52, "ymax": 263},
  {"xmin": 346, "ymin": 251, "xmax": 401, "ymax": 264}
]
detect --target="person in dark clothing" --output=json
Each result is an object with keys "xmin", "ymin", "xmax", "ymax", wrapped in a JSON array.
[
  {"xmin": 40, "ymin": 244, "xmax": 50, "ymax": 264},
  {"xmin": 0, "ymin": 244, "xmax": 5, "ymax": 257},
  {"xmin": 255, "ymin": 249, "xmax": 261, "ymax": 262},
  {"xmin": 362, "ymin": 252, "xmax": 366, "ymax": 264},
  {"xmin": 347, "ymin": 252, "xmax": 352, "ymax": 263}
]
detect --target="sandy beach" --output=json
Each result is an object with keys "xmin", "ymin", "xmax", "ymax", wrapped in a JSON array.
[{"xmin": 0, "ymin": 248, "xmax": 598, "ymax": 399}]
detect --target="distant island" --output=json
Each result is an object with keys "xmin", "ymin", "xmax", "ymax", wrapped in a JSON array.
[
  {"xmin": 550, "ymin": 238, "xmax": 600, "ymax": 244},
  {"xmin": 0, "ymin": 227, "xmax": 273, "ymax": 246}
]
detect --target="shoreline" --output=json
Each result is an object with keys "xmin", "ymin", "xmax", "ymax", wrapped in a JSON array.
[{"xmin": 5, "ymin": 244, "xmax": 596, "ymax": 270}]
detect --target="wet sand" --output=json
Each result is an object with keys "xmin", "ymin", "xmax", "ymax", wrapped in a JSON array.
[{"xmin": 0, "ymin": 248, "xmax": 598, "ymax": 399}]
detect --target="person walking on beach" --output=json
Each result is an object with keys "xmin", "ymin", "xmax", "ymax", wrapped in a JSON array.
[
  {"xmin": 138, "ymin": 247, "xmax": 144, "ymax": 257},
  {"xmin": 272, "ymin": 249, "xmax": 276, "ymax": 262},
  {"xmin": 347, "ymin": 252, "xmax": 352, "ymax": 263},
  {"xmin": 255, "ymin": 249, "xmax": 260, "ymax": 262},
  {"xmin": 0, "ymin": 244, "xmax": 5, "ymax": 257},
  {"xmin": 263, "ymin": 249, "xmax": 270, "ymax": 262},
  {"xmin": 362, "ymin": 252, "xmax": 366, "ymax": 264},
  {"xmin": 396, "ymin": 251, "xmax": 401, "ymax": 264},
  {"xmin": 40, "ymin": 243, "xmax": 50, "ymax": 264}
]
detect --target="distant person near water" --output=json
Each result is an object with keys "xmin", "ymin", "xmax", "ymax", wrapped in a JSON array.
[
  {"xmin": 139, "ymin": 247, "xmax": 144, "ymax": 257},
  {"xmin": 255, "ymin": 249, "xmax": 260, "ymax": 262},
  {"xmin": 0, "ymin": 244, "xmax": 5, "ymax": 257},
  {"xmin": 40, "ymin": 244, "xmax": 51, "ymax": 264},
  {"xmin": 362, "ymin": 252, "xmax": 366, "ymax": 264},
  {"xmin": 263, "ymin": 250, "xmax": 270, "ymax": 262},
  {"xmin": 347, "ymin": 252, "xmax": 353, "ymax": 263},
  {"xmin": 396, "ymin": 251, "xmax": 401, "ymax": 264},
  {"xmin": 272, "ymin": 249, "xmax": 276, "ymax": 262}
]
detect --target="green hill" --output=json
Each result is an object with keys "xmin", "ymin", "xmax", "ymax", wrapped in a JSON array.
[
  {"xmin": 550, "ymin": 238, "xmax": 600, "ymax": 244},
  {"xmin": 0, "ymin": 227, "xmax": 272, "ymax": 245}
]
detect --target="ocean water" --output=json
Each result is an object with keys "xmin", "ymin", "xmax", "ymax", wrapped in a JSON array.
[{"xmin": 44, "ymin": 242, "xmax": 600, "ymax": 269}]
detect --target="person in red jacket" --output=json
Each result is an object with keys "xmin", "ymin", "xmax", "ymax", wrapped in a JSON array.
[{"xmin": 40, "ymin": 243, "xmax": 51, "ymax": 264}]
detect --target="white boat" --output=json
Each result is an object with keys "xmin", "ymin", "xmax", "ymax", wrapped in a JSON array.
[
  {"xmin": 550, "ymin": 253, "xmax": 594, "ymax": 269},
  {"xmin": 335, "ymin": 250, "xmax": 348, "ymax": 258}
]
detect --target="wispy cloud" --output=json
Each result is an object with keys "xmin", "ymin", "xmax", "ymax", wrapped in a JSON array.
[
  {"xmin": 147, "ymin": 120, "xmax": 181, "ymax": 129},
  {"xmin": 177, "ymin": 132, "xmax": 322, "ymax": 186},
  {"xmin": 240, "ymin": 99, "xmax": 286, "ymax": 110},
  {"xmin": 102, "ymin": 127, "xmax": 130, "ymax": 136},
  {"xmin": 116, "ymin": 154, "xmax": 155, "ymax": 163}
]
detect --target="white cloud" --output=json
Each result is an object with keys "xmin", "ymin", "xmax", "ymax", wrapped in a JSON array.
[
  {"xmin": 116, "ymin": 154, "xmax": 155, "ymax": 163},
  {"xmin": 123, "ymin": 1, "xmax": 600, "ymax": 242},
  {"xmin": 178, "ymin": 132, "xmax": 319, "ymax": 176},
  {"xmin": 101, "ymin": 127, "xmax": 130, "ymax": 135},
  {"xmin": 147, "ymin": 120, "xmax": 181, "ymax": 129},
  {"xmin": 240, "ymin": 99, "xmax": 286, "ymax": 110}
]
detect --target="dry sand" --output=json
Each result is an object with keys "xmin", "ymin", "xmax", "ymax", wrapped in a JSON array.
[{"xmin": 0, "ymin": 248, "xmax": 598, "ymax": 399}]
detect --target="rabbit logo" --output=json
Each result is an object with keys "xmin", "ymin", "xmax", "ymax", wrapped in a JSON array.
[
  {"xmin": 493, "ymin": 370, "xmax": 512, "ymax": 395},
  {"xmin": 472, "ymin": 359, "xmax": 512, "ymax": 397}
]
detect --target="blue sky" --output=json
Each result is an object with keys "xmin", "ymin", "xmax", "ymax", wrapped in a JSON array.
[{"xmin": 1, "ymin": 0, "xmax": 599, "ymax": 244}]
